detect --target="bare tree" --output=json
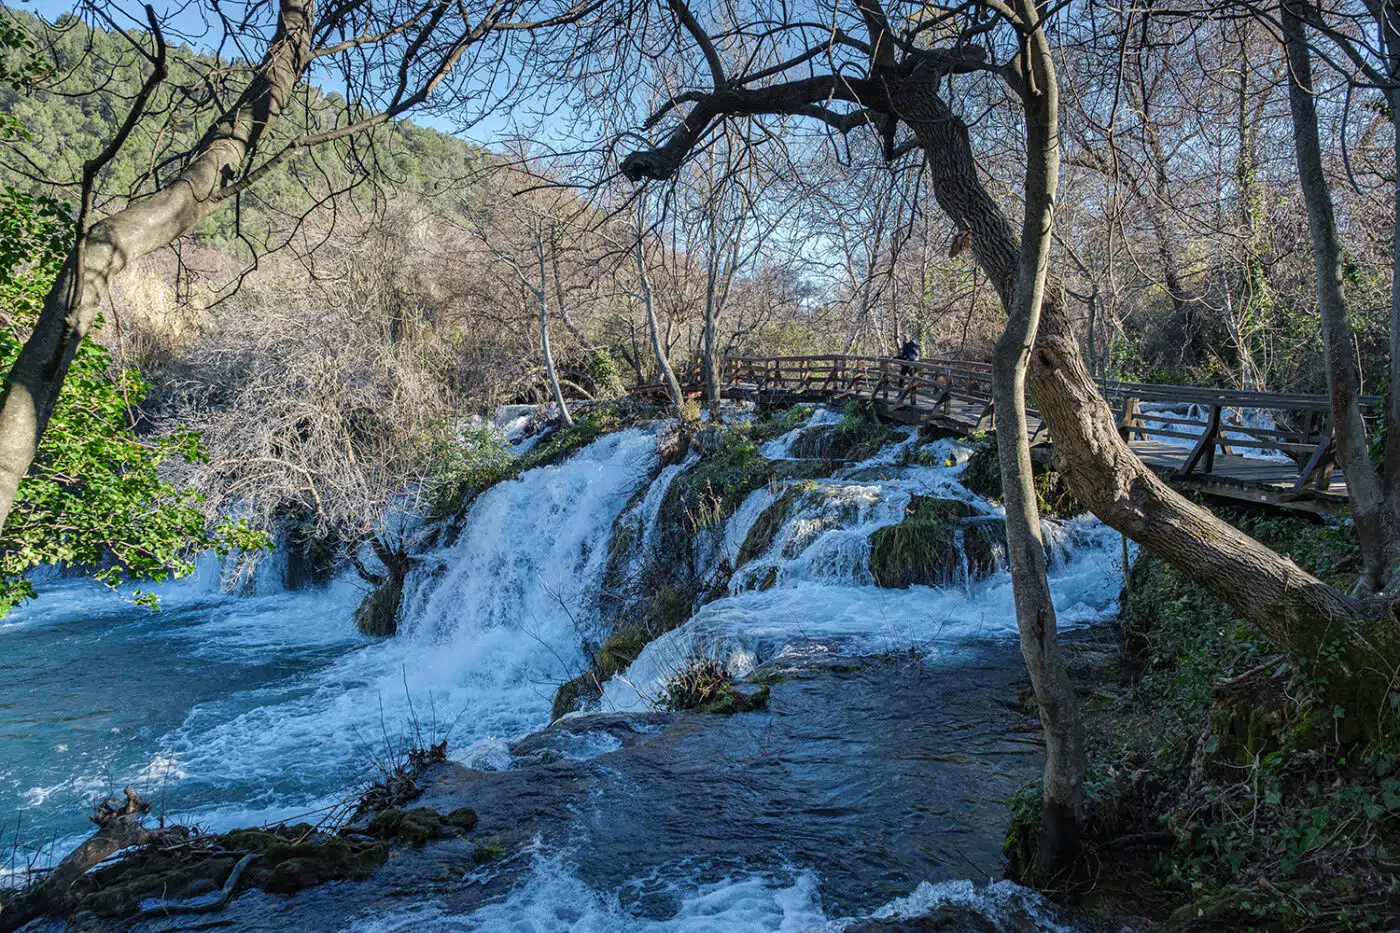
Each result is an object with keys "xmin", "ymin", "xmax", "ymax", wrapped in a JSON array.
[{"xmin": 0, "ymin": 0, "xmax": 593, "ymax": 533}]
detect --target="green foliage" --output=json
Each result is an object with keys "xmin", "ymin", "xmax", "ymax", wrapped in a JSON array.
[
  {"xmin": 787, "ymin": 401, "xmax": 895, "ymax": 461},
  {"xmin": 0, "ymin": 10, "xmax": 489, "ymax": 256},
  {"xmin": 585, "ymin": 348, "xmax": 624, "ymax": 398},
  {"xmin": 425, "ymin": 402, "xmax": 656, "ymax": 521},
  {"xmin": 1040, "ymin": 506, "xmax": 1397, "ymax": 930},
  {"xmin": 0, "ymin": 188, "xmax": 267, "ymax": 614}
]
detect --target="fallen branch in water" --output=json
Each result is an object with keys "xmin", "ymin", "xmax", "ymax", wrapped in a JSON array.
[{"xmin": 133, "ymin": 852, "xmax": 259, "ymax": 921}]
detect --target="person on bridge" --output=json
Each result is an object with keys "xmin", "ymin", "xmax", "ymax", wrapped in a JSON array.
[{"xmin": 895, "ymin": 335, "xmax": 921, "ymax": 379}]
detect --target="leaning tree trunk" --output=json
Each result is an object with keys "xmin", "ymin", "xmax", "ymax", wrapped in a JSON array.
[
  {"xmin": 1284, "ymin": 2, "xmax": 1398, "ymax": 592},
  {"xmin": 989, "ymin": 2, "xmax": 1084, "ymax": 876},
  {"xmin": 886, "ymin": 61, "xmax": 1400, "ymax": 720},
  {"xmin": 635, "ymin": 240, "xmax": 683, "ymax": 411},
  {"xmin": 0, "ymin": 0, "xmax": 313, "ymax": 533}
]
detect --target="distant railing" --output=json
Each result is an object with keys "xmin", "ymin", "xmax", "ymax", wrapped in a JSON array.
[{"xmin": 708, "ymin": 354, "xmax": 1384, "ymax": 498}]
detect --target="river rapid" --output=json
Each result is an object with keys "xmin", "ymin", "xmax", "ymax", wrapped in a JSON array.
[{"xmin": 0, "ymin": 408, "xmax": 1127, "ymax": 931}]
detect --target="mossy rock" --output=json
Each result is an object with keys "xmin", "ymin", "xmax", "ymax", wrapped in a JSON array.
[
  {"xmin": 868, "ymin": 496, "xmax": 1004, "ymax": 588},
  {"xmin": 841, "ymin": 464, "xmax": 904, "ymax": 482},
  {"xmin": 367, "ymin": 806, "xmax": 444, "ymax": 846},
  {"xmin": 788, "ymin": 421, "xmax": 896, "ymax": 462},
  {"xmin": 736, "ymin": 486, "xmax": 809, "ymax": 567},
  {"xmin": 76, "ymin": 854, "xmax": 243, "ymax": 916},
  {"xmin": 72, "ymin": 832, "xmax": 389, "ymax": 915},
  {"xmin": 254, "ymin": 837, "xmax": 388, "ymax": 893},
  {"xmin": 354, "ymin": 573, "xmax": 403, "ymax": 636},
  {"xmin": 961, "ymin": 436, "xmax": 1084, "ymax": 517},
  {"xmin": 446, "ymin": 807, "xmax": 479, "ymax": 832}
]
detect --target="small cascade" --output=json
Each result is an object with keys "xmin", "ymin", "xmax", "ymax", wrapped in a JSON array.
[
  {"xmin": 759, "ymin": 407, "xmax": 843, "ymax": 459},
  {"xmin": 604, "ymin": 419, "xmax": 1124, "ymax": 713},
  {"xmin": 730, "ymin": 482, "xmax": 910, "ymax": 591}
]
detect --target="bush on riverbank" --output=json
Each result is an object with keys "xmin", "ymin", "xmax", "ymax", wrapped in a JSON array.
[{"xmin": 1008, "ymin": 506, "xmax": 1400, "ymax": 931}]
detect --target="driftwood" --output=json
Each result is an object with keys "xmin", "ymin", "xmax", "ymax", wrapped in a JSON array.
[{"xmin": 0, "ymin": 787, "xmax": 185, "ymax": 933}]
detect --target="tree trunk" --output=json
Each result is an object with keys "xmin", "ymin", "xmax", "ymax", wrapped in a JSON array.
[
  {"xmin": 991, "ymin": 2, "xmax": 1084, "ymax": 876},
  {"xmin": 1378, "ymin": 2, "xmax": 1400, "ymax": 595},
  {"xmin": 703, "ymin": 273, "xmax": 719, "ymax": 404},
  {"xmin": 537, "ymin": 226, "xmax": 574, "ymax": 427},
  {"xmin": 886, "ymin": 59, "xmax": 1400, "ymax": 721},
  {"xmin": 1283, "ymin": 2, "xmax": 1398, "ymax": 592},
  {"xmin": 636, "ymin": 241, "xmax": 683, "ymax": 411},
  {"xmin": 0, "ymin": 0, "xmax": 313, "ymax": 533}
]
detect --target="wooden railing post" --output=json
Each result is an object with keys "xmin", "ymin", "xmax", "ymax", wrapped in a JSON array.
[
  {"xmin": 1180, "ymin": 404, "xmax": 1222, "ymax": 476},
  {"xmin": 1118, "ymin": 396, "xmax": 1141, "ymax": 442}
]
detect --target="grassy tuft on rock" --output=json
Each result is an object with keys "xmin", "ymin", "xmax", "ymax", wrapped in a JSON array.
[{"xmin": 867, "ymin": 496, "xmax": 1003, "ymax": 588}]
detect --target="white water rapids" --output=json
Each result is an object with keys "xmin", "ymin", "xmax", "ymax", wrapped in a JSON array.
[{"xmin": 0, "ymin": 407, "xmax": 1124, "ymax": 930}]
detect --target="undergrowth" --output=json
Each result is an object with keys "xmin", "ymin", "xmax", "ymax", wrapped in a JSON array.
[{"xmin": 1011, "ymin": 506, "xmax": 1400, "ymax": 931}]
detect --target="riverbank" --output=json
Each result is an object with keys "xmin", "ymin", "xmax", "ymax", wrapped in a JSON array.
[{"xmin": 1010, "ymin": 505, "xmax": 1400, "ymax": 931}]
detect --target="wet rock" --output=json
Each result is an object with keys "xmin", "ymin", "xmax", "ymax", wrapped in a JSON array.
[
  {"xmin": 367, "ymin": 807, "xmax": 445, "ymax": 845},
  {"xmin": 446, "ymin": 807, "xmax": 479, "ymax": 832},
  {"xmin": 353, "ymin": 573, "xmax": 403, "ymax": 636},
  {"xmin": 255, "ymin": 837, "xmax": 388, "ymax": 893}
]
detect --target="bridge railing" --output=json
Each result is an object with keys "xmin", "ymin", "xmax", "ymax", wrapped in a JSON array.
[{"xmin": 716, "ymin": 354, "xmax": 1384, "ymax": 497}]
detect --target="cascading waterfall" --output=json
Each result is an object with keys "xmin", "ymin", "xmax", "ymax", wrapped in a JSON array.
[
  {"xmin": 602, "ymin": 424, "xmax": 1123, "ymax": 714},
  {"xmin": 0, "ymin": 425, "xmax": 663, "ymax": 849},
  {"xmin": 4, "ymin": 404, "xmax": 1124, "ymax": 931}
]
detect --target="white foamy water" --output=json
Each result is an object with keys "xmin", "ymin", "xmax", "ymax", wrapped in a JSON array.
[
  {"xmin": 759, "ymin": 407, "xmax": 842, "ymax": 459},
  {"xmin": 603, "ymin": 427, "xmax": 1122, "ymax": 713},
  {"xmin": 349, "ymin": 849, "xmax": 1067, "ymax": 932},
  {"xmin": 2, "ymin": 426, "xmax": 660, "ymax": 852}
]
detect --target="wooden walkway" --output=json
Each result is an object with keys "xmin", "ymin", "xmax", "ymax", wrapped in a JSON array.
[{"xmin": 713, "ymin": 355, "xmax": 1385, "ymax": 514}]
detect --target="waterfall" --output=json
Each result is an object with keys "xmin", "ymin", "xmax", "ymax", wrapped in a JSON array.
[
  {"xmin": 153, "ymin": 427, "xmax": 664, "ymax": 802},
  {"xmin": 602, "ymin": 425, "xmax": 1124, "ymax": 713}
]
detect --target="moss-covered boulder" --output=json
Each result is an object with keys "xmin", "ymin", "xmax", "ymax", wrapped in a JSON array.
[
  {"xmin": 961, "ymin": 436, "xmax": 1083, "ymax": 517},
  {"xmin": 788, "ymin": 416, "xmax": 897, "ymax": 462},
  {"xmin": 367, "ymin": 806, "xmax": 446, "ymax": 846},
  {"xmin": 868, "ymin": 496, "xmax": 1005, "ymax": 588},
  {"xmin": 256, "ymin": 837, "xmax": 388, "ymax": 893},
  {"xmin": 64, "ymin": 828, "xmax": 389, "ymax": 918},
  {"xmin": 353, "ymin": 573, "xmax": 403, "ymax": 636}
]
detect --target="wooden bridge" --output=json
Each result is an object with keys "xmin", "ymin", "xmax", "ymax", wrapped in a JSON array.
[{"xmin": 713, "ymin": 354, "xmax": 1384, "ymax": 514}]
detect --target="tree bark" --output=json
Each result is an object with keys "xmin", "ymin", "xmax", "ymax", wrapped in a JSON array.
[
  {"xmin": 636, "ymin": 240, "xmax": 684, "ymax": 411},
  {"xmin": 1375, "ymin": 0, "xmax": 1400, "ymax": 595},
  {"xmin": 1283, "ymin": 2, "xmax": 1398, "ymax": 592},
  {"xmin": 0, "ymin": 0, "xmax": 314, "ymax": 532},
  {"xmin": 537, "ymin": 224, "xmax": 574, "ymax": 427},
  {"xmin": 989, "ymin": 0, "xmax": 1083, "ymax": 876},
  {"xmin": 883, "ymin": 55, "xmax": 1400, "ymax": 720}
]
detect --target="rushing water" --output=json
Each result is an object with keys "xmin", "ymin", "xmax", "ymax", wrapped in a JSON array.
[{"xmin": 0, "ymin": 408, "xmax": 1125, "ymax": 930}]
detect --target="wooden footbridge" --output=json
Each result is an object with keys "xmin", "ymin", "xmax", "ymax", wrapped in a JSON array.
[{"xmin": 712, "ymin": 354, "xmax": 1384, "ymax": 514}]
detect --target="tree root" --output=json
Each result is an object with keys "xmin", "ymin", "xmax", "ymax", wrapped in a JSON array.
[{"xmin": 133, "ymin": 853, "xmax": 258, "ymax": 921}]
